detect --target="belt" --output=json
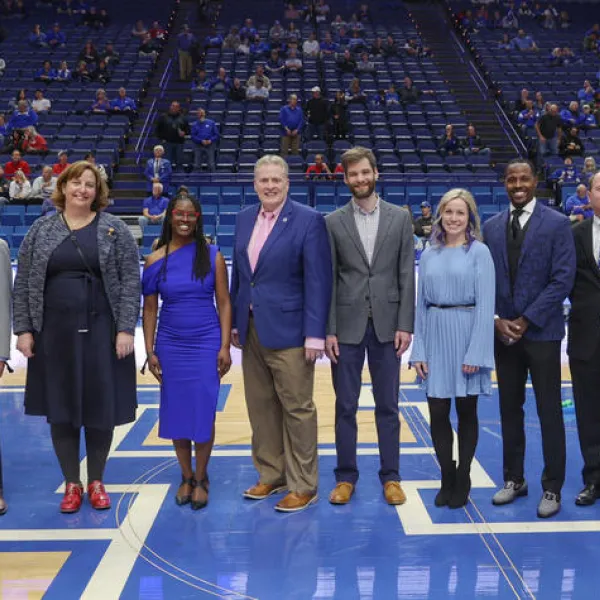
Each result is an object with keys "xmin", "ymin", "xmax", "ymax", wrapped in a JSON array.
[{"xmin": 428, "ymin": 304, "xmax": 475, "ymax": 309}]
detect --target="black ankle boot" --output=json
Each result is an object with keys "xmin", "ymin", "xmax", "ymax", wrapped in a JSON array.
[
  {"xmin": 435, "ymin": 461, "xmax": 456, "ymax": 507},
  {"xmin": 448, "ymin": 467, "xmax": 471, "ymax": 509}
]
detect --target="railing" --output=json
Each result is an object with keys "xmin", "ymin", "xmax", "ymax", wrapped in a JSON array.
[{"xmin": 135, "ymin": 52, "xmax": 175, "ymax": 166}]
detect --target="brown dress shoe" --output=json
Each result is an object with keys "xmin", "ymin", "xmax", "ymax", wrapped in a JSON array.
[
  {"xmin": 383, "ymin": 481, "xmax": 407, "ymax": 505},
  {"xmin": 329, "ymin": 482, "xmax": 355, "ymax": 505},
  {"xmin": 274, "ymin": 492, "xmax": 318, "ymax": 512},
  {"xmin": 243, "ymin": 482, "xmax": 287, "ymax": 500}
]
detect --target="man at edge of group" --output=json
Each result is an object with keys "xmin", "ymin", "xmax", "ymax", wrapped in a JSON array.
[
  {"xmin": 483, "ymin": 158, "xmax": 575, "ymax": 519},
  {"xmin": 567, "ymin": 170, "xmax": 600, "ymax": 507},
  {"xmin": 325, "ymin": 146, "xmax": 415, "ymax": 506}
]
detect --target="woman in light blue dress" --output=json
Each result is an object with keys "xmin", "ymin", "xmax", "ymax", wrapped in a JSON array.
[{"xmin": 411, "ymin": 189, "xmax": 495, "ymax": 509}]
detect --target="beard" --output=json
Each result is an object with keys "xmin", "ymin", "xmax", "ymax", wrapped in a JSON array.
[{"xmin": 349, "ymin": 179, "xmax": 376, "ymax": 199}]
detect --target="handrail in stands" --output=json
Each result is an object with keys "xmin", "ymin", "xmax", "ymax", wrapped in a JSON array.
[{"xmin": 135, "ymin": 52, "xmax": 175, "ymax": 165}]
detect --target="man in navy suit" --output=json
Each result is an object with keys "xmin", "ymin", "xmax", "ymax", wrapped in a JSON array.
[
  {"xmin": 483, "ymin": 158, "xmax": 575, "ymax": 518},
  {"xmin": 143, "ymin": 145, "xmax": 172, "ymax": 192},
  {"xmin": 230, "ymin": 154, "xmax": 332, "ymax": 513}
]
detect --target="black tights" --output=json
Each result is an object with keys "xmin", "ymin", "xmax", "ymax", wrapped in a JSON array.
[
  {"xmin": 427, "ymin": 396, "xmax": 479, "ymax": 472},
  {"xmin": 50, "ymin": 424, "xmax": 113, "ymax": 483}
]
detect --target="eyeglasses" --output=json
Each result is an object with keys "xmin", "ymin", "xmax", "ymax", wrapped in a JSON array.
[{"xmin": 172, "ymin": 209, "xmax": 200, "ymax": 219}]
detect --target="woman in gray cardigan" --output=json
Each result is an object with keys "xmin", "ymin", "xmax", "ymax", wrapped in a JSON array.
[
  {"xmin": 13, "ymin": 161, "xmax": 140, "ymax": 514},
  {"xmin": 0, "ymin": 239, "xmax": 12, "ymax": 515}
]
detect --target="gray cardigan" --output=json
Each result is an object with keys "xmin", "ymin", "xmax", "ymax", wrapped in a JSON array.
[
  {"xmin": 13, "ymin": 212, "xmax": 141, "ymax": 335},
  {"xmin": 0, "ymin": 240, "xmax": 12, "ymax": 359}
]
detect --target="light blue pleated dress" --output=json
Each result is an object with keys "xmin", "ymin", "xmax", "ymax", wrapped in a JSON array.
[{"xmin": 410, "ymin": 240, "xmax": 496, "ymax": 398}]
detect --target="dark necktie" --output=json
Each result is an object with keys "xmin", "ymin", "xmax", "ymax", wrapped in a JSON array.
[{"xmin": 511, "ymin": 207, "xmax": 524, "ymax": 240}]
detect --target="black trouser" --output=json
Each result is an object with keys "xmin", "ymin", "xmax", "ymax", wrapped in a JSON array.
[
  {"xmin": 50, "ymin": 424, "xmax": 113, "ymax": 483},
  {"xmin": 569, "ymin": 341, "xmax": 600, "ymax": 485},
  {"xmin": 427, "ymin": 396, "xmax": 479, "ymax": 474},
  {"xmin": 494, "ymin": 338, "xmax": 565, "ymax": 493}
]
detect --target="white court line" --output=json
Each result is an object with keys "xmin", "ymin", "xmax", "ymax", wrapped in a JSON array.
[
  {"xmin": 0, "ymin": 530, "xmax": 115, "ymax": 542},
  {"xmin": 111, "ymin": 447, "xmax": 437, "ymax": 459},
  {"xmin": 396, "ymin": 481, "xmax": 600, "ymax": 535},
  {"xmin": 81, "ymin": 484, "xmax": 169, "ymax": 600}
]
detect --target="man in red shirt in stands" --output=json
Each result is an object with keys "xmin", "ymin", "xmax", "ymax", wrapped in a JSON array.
[
  {"xmin": 52, "ymin": 150, "xmax": 70, "ymax": 176},
  {"xmin": 4, "ymin": 150, "xmax": 31, "ymax": 179},
  {"xmin": 305, "ymin": 153, "xmax": 332, "ymax": 180}
]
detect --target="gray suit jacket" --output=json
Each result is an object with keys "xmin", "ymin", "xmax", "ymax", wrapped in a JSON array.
[
  {"xmin": 13, "ymin": 212, "xmax": 140, "ymax": 335},
  {"xmin": 0, "ymin": 240, "xmax": 12, "ymax": 359},
  {"xmin": 325, "ymin": 200, "xmax": 415, "ymax": 344}
]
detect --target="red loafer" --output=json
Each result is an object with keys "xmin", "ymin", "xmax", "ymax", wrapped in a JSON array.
[
  {"xmin": 60, "ymin": 482, "xmax": 84, "ymax": 513},
  {"xmin": 87, "ymin": 480, "xmax": 111, "ymax": 510}
]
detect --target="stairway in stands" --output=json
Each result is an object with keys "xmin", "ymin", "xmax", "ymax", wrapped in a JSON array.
[{"xmin": 406, "ymin": 1, "xmax": 524, "ymax": 173}]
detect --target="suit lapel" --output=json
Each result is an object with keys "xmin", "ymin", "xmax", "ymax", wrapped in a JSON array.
[
  {"xmin": 498, "ymin": 210, "xmax": 510, "ymax": 277},
  {"xmin": 370, "ymin": 201, "xmax": 393, "ymax": 266},
  {"xmin": 340, "ymin": 202, "xmax": 369, "ymax": 267},
  {"xmin": 254, "ymin": 200, "xmax": 293, "ymax": 273},
  {"xmin": 581, "ymin": 218, "xmax": 600, "ymax": 278},
  {"xmin": 97, "ymin": 213, "xmax": 117, "ymax": 268},
  {"xmin": 242, "ymin": 204, "xmax": 261, "ymax": 273}
]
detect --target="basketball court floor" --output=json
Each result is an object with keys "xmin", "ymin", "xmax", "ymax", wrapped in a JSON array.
[{"xmin": 0, "ymin": 330, "xmax": 596, "ymax": 599}]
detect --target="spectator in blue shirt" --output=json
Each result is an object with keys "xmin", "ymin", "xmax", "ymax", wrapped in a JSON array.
[
  {"xmin": 177, "ymin": 24, "xmax": 196, "ymax": 81},
  {"xmin": 438, "ymin": 124, "xmax": 461, "ymax": 156},
  {"xmin": 279, "ymin": 94, "xmax": 303, "ymax": 156},
  {"xmin": 560, "ymin": 101, "xmax": 580, "ymax": 128},
  {"xmin": 92, "ymin": 88, "xmax": 111, "ymax": 113},
  {"xmin": 28, "ymin": 24, "xmax": 47, "ymax": 47},
  {"xmin": 518, "ymin": 100, "xmax": 540, "ymax": 135},
  {"xmin": 7, "ymin": 101, "xmax": 38, "ymax": 133},
  {"xmin": 565, "ymin": 184, "xmax": 593, "ymax": 222},
  {"xmin": 46, "ymin": 23, "xmax": 67, "ymax": 48},
  {"xmin": 208, "ymin": 67, "xmax": 231, "ymax": 92},
  {"xmin": 56, "ymin": 60, "xmax": 71, "ymax": 81},
  {"xmin": 249, "ymin": 34, "xmax": 270, "ymax": 58},
  {"xmin": 191, "ymin": 108, "xmax": 219, "ymax": 172},
  {"xmin": 0, "ymin": 115, "xmax": 7, "ymax": 148},
  {"xmin": 139, "ymin": 182, "xmax": 169, "ymax": 230},
  {"xmin": 191, "ymin": 67, "xmax": 209, "ymax": 93},
  {"xmin": 511, "ymin": 29, "xmax": 538, "ymax": 52},
  {"xmin": 239, "ymin": 18, "xmax": 258, "ymax": 42},
  {"xmin": 35, "ymin": 60, "xmax": 57, "ymax": 82},
  {"xmin": 578, "ymin": 81, "xmax": 595, "ymax": 106},
  {"xmin": 144, "ymin": 145, "xmax": 172, "ymax": 192},
  {"xmin": 549, "ymin": 156, "xmax": 580, "ymax": 186},
  {"xmin": 265, "ymin": 50, "xmax": 285, "ymax": 75},
  {"xmin": 385, "ymin": 85, "xmax": 400, "ymax": 105},
  {"xmin": 580, "ymin": 105, "xmax": 598, "ymax": 129},
  {"xmin": 110, "ymin": 87, "xmax": 137, "ymax": 113}
]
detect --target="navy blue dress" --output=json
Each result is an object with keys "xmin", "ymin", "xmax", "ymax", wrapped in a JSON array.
[
  {"xmin": 142, "ymin": 243, "xmax": 221, "ymax": 443},
  {"xmin": 25, "ymin": 215, "xmax": 137, "ymax": 429}
]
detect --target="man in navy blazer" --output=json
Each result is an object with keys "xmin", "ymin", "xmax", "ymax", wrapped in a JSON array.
[
  {"xmin": 483, "ymin": 158, "xmax": 576, "ymax": 518},
  {"xmin": 143, "ymin": 144, "xmax": 172, "ymax": 192},
  {"xmin": 230, "ymin": 154, "xmax": 332, "ymax": 513}
]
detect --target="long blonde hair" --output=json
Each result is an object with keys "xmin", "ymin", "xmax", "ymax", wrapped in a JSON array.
[{"xmin": 430, "ymin": 188, "xmax": 481, "ymax": 247}]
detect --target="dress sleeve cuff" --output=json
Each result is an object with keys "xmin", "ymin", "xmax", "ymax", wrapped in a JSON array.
[{"xmin": 304, "ymin": 337, "xmax": 325, "ymax": 350}]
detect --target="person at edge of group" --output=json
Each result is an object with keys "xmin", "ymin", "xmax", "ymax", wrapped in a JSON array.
[
  {"xmin": 411, "ymin": 189, "xmax": 495, "ymax": 509},
  {"xmin": 0, "ymin": 238, "xmax": 11, "ymax": 516},
  {"xmin": 230, "ymin": 154, "xmax": 332, "ymax": 513},
  {"xmin": 142, "ymin": 191, "xmax": 232, "ymax": 510},
  {"xmin": 567, "ymin": 170, "xmax": 600, "ymax": 507},
  {"xmin": 13, "ymin": 161, "xmax": 140, "ymax": 514},
  {"xmin": 324, "ymin": 146, "xmax": 415, "ymax": 506},
  {"xmin": 483, "ymin": 158, "xmax": 575, "ymax": 519}
]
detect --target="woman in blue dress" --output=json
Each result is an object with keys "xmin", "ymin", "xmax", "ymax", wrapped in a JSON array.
[
  {"xmin": 411, "ymin": 189, "xmax": 495, "ymax": 509},
  {"xmin": 142, "ymin": 193, "xmax": 231, "ymax": 510}
]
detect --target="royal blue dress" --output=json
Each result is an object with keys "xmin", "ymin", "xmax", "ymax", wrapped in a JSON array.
[
  {"xmin": 410, "ymin": 241, "xmax": 496, "ymax": 398},
  {"xmin": 142, "ymin": 243, "xmax": 221, "ymax": 443}
]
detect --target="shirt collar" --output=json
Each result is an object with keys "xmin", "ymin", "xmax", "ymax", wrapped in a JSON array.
[
  {"xmin": 260, "ymin": 199, "xmax": 286, "ymax": 219},
  {"xmin": 593, "ymin": 215, "xmax": 600, "ymax": 228},
  {"xmin": 352, "ymin": 195, "xmax": 380, "ymax": 215},
  {"xmin": 511, "ymin": 198, "xmax": 536, "ymax": 214}
]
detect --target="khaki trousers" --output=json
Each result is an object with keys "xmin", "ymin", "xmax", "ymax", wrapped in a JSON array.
[
  {"xmin": 242, "ymin": 318, "xmax": 318, "ymax": 495},
  {"xmin": 280, "ymin": 134, "xmax": 300, "ymax": 156},
  {"xmin": 178, "ymin": 50, "xmax": 193, "ymax": 80}
]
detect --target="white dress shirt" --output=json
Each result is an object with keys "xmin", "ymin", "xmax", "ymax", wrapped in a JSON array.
[
  {"xmin": 510, "ymin": 198, "xmax": 536, "ymax": 229},
  {"xmin": 593, "ymin": 215, "xmax": 600, "ymax": 264}
]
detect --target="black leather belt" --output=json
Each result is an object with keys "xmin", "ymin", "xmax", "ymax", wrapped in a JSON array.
[{"xmin": 428, "ymin": 304, "xmax": 475, "ymax": 309}]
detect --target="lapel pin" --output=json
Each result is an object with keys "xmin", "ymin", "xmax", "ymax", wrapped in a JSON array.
[
  {"xmin": 283, "ymin": 217, "xmax": 288, "ymax": 223},
  {"xmin": 108, "ymin": 227, "xmax": 115, "ymax": 236}
]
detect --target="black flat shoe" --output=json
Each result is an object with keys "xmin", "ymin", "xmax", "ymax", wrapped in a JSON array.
[
  {"xmin": 175, "ymin": 476, "xmax": 196, "ymax": 506},
  {"xmin": 448, "ymin": 471, "xmax": 471, "ymax": 509},
  {"xmin": 191, "ymin": 477, "xmax": 209, "ymax": 511},
  {"xmin": 575, "ymin": 483, "xmax": 600, "ymax": 506}
]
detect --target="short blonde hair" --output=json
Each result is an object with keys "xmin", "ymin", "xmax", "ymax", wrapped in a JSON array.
[
  {"xmin": 254, "ymin": 154, "xmax": 289, "ymax": 178},
  {"xmin": 431, "ymin": 188, "xmax": 481, "ymax": 246},
  {"xmin": 52, "ymin": 161, "xmax": 110, "ymax": 212}
]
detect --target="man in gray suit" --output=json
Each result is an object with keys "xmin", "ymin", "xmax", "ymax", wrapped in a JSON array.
[
  {"xmin": 325, "ymin": 146, "xmax": 415, "ymax": 505},
  {"xmin": 0, "ymin": 239, "xmax": 12, "ymax": 515}
]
